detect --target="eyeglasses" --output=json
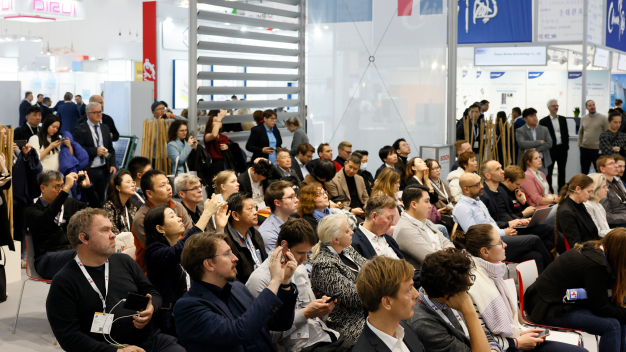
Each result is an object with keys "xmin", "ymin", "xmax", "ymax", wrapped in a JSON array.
[
  {"xmin": 212, "ymin": 250, "xmax": 233, "ymax": 259},
  {"xmin": 431, "ymin": 167, "xmax": 441, "ymax": 171},
  {"xmin": 468, "ymin": 182, "xmax": 482, "ymax": 188},
  {"xmin": 315, "ymin": 190, "xmax": 328, "ymax": 198},
  {"xmin": 282, "ymin": 195, "xmax": 298, "ymax": 201},
  {"xmin": 486, "ymin": 239, "xmax": 504, "ymax": 248},
  {"xmin": 182, "ymin": 185, "xmax": 203, "ymax": 193},
  {"xmin": 89, "ymin": 111, "xmax": 103, "ymax": 115}
]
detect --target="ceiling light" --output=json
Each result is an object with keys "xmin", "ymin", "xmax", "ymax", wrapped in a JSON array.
[
  {"xmin": 4, "ymin": 15, "xmax": 56, "ymax": 23},
  {"xmin": 90, "ymin": 57, "xmax": 96, "ymax": 61},
  {"xmin": 19, "ymin": 37, "xmax": 25, "ymax": 41},
  {"xmin": 241, "ymin": 27, "xmax": 247, "ymax": 31},
  {"xmin": 225, "ymin": 23, "xmax": 230, "ymax": 25},
  {"xmin": 165, "ymin": 18, "xmax": 172, "ymax": 22}
]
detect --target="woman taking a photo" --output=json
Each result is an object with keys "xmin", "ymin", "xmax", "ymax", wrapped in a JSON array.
[
  {"xmin": 309, "ymin": 213, "xmax": 368, "ymax": 343},
  {"xmin": 144, "ymin": 195, "xmax": 229, "ymax": 336},
  {"xmin": 448, "ymin": 151, "xmax": 478, "ymax": 203},
  {"xmin": 520, "ymin": 150, "xmax": 558, "ymax": 209},
  {"xmin": 204, "ymin": 109, "xmax": 228, "ymax": 177},
  {"xmin": 525, "ymin": 229, "xmax": 626, "ymax": 352},
  {"xmin": 555, "ymin": 174, "xmax": 599, "ymax": 250},
  {"xmin": 29, "ymin": 115, "xmax": 68, "ymax": 171},
  {"xmin": 455, "ymin": 224, "xmax": 586, "ymax": 352},
  {"xmin": 103, "ymin": 170, "xmax": 137, "ymax": 235},
  {"xmin": 166, "ymin": 120, "xmax": 198, "ymax": 174},
  {"xmin": 584, "ymin": 173, "xmax": 611, "ymax": 238}
]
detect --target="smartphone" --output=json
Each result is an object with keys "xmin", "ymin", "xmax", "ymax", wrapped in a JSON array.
[
  {"xmin": 15, "ymin": 140, "xmax": 27, "ymax": 148},
  {"xmin": 536, "ymin": 329, "xmax": 550, "ymax": 338},
  {"xmin": 326, "ymin": 295, "xmax": 338, "ymax": 303},
  {"xmin": 280, "ymin": 242, "xmax": 289, "ymax": 263},
  {"xmin": 123, "ymin": 292, "xmax": 150, "ymax": 312}
]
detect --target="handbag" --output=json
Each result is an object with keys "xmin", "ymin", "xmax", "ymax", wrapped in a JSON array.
[{"xmin": 0, "ymin": 247, "xmax": 7, "ymax": 302}]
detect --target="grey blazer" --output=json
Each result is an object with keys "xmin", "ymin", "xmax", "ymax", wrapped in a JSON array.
[
  {"xmin": 515, "ymin": 124, "xmax": 553, "ymax": 168},
  {"xmin": 393, "ymin": 215, "xmax": 454, "ymax": 271},
  {"xmin": 600, "ymin": 179, "xmax": 626, "ymax": 226},
  {"xmin": 289, "ymin": 127, "xmax": 309, "ymax": 156}
]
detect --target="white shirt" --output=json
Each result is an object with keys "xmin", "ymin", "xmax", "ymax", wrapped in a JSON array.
[
  {"xmin": 366, "ymin": 318, "xmax": 410, "ymax": 352},
  {"xmin": 248, "ymin": 168, "xmax": 265, "ymax": 206},
  {"xmin": 550, "ymin": 114, "xmax": 562, "ymax": 145},
  {"xmin": 295, "ymin": 157, "xmax": 310, "ymax": 179},
  {"xmin": 528, "ymin": 125, "xmax": 537, "ymax": 141},
  {"xmin": 359, "ymin": 224, "xmax": 399, "ymax": 259}
]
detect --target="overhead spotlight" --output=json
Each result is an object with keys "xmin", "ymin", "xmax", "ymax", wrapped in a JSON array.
[
  {"xmin": 19, "ymin": 37, "xmax": 25, "ymax": 41},
  {"xmin": 241, "ymin": 27, "xmax": 247, "ymax": 31},
  {"xmin": 165, "ymin": 18, "xmax": 172, "ymax": 23},
  {"xmin": 225, "ymin": 23, "xmax": 230, "ymax": 25}
]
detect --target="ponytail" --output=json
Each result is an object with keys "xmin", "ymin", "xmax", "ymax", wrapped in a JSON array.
[
  {"xmin": 452, "ymin": 224, "xmax": 493, "ymax": 257},
  {"xmin": 554, "ymin": 174, "xmax": 594, "ymax": 255},
  {"xmin": 311, "ymin": 242, "xmax": 322, "ymax": 260}
]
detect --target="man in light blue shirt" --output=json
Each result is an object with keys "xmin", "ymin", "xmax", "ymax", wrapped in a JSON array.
[
  {"xmin": 452, "ymin": 173, "xmax": 553, "ymax": 272},
  {"xmin": 259, "ymin": 180, "xmax": 299, "ymax": 253}
]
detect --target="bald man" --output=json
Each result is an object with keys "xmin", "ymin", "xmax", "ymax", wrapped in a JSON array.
[
  {"xmin": 76, "ymin": 95, "xmax": 119, "ymax": 141},
  {"xmin": 452, "ymin": 173, "xmax": 553, "ymax": 272}
]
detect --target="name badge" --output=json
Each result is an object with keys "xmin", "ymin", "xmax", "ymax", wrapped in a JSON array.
[
  {"xmin": 291, "ymin": 324, "xmax": 310, "ymax": 339},
  {"xmin": 90, "ymin": 312, "xmax": 114, "ymax": 334}
]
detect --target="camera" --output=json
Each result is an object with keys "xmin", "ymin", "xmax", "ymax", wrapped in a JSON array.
[{"xmin": 76, "ymin": 174, "xmax": 86, "ymax": 195}]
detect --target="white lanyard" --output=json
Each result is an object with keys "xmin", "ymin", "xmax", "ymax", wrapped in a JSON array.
[
  {"xmin": 27, "ymin": 124, "xmax": 36, "ymax": 136},
  {"xmin": 430, "ymin": 179, "xmax": 449, "ymax": 200},
  {"xmin": 120, "ymin": 207, "xmax": 130, "ymax": 230},
  {"xmin": 42, "ymin": 196, "xmax": 65, "ymax": 226},
  {"xmin": 75, "ymin": 255, "xmax": 109, "ymax": 312},
  {"xmin": 89, "ymin": 123, "xmax": 102, "ymax": 147},
  {"xmin": 239, "ymin": 231, "xmax": 261, "ymax": 267},
  {"xmin": 412, "ymin": 176, "xmax": 424, "ymax": 185},
  {"xmin": 134, "ymin": 191, "xmax": 145, "ymax": 204},
  {"xmin": 423, "ymin": 295, "xmax": 469, "ymax": 339}
]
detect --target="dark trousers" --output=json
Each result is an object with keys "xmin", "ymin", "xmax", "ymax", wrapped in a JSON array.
[
  {"xmin": 547, "ymin": 146, "xmax": 568, "ymax": 193},
  {"xmin": 543, "ymin": 308, "xmax": 626, "ymax": 352},
  {"xmin": 88, "ymin": 165, "xmax": 109, "ymax": 201},
  {"xmin": 517, "ymin": 223, "xmax": 555, "ymax": 253},
  {"xmin": 580, "ymin": 147, "xmax": 600, "ymax": 175},
  {"xmin": 35, "ymin": 249, "xmax": 76, "ymax": 280},
  {"xmin": 139, "ymin": 330, "xmax": 185, "ymax": 352},
  {"xmin": 511, "ymin": 341, "xmax": 587, "ymax": 352},
  {"xmin": 501, "ymin": 235, "xmax": 553, "ymax": 273},
  {"xmin": 14, "ymin": 202, "xmax": 26, "ymax": 259}
]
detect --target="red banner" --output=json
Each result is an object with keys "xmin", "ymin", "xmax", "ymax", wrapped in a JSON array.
[
  {"xmin": 143, "ymin": 1, "xmax": 157, "ymax": 98},
  {"xmin": 398, "ymin": 0, "xmax": 413, "ymax": 16}
]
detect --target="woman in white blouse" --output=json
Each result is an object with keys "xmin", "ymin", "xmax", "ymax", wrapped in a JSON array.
[
  {"xmin": 28, "ymin": 115, "xmax": 71, "ymax": 171},
  {"xmin": 584, "ymin": 173, "xmax": 611, "ymax": 237}
]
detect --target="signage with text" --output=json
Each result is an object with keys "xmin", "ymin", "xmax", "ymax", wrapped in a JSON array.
[
  {"xmin": 618, "ymin": 54, "xmax": 626, "ymax": 71},
  {"xmin": 474, "ymin": 47, "xmax": 546, "ymax": 66},
  {"xmin": 0, "ymin": 0, "xmax": 85, "ymax": 20},
  {"xmin": 594, "ymin": 47, "xmax": 609, "ymax": 68},
  {"xmin": 606, "ymin": 0, "xmax": 626, "ymax": 51},
  {"xmin": 458, "ymin": 0, "xmax": 531, "ymax": 44}
]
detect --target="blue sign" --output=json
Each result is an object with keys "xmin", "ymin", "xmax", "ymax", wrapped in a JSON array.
[
  {"xmin": 458, "ymin": 0, "xmax": 532, "ymax": 44},
  {"xmin": 606, "ymin": 0, "xmax": 626, "ymax": 51},
  {"xmin": 528, "ymin": 72, "xmax": 544, "ymax": 79},
  {"xmin": 490, "ymin": 72, "xmax": 505, "ymax": 79},
  {"xmin": 569, "ymin": 72, "xmax": 582, "ymax": 79},
  {"xmin": 308, "ymin": 0, "xmax": 372, "ymax": 24}
]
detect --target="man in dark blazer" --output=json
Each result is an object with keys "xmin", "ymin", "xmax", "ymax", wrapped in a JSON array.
[
  {"xmin": 237, "ymin": 159, "xmax": 275, "ymax": 205},
  {"xmin": 75, "ymin": 95, "xmax": 120, "ymax": 141},
  {"xmin": 72, "ymin": 102, "xmax": 116, "ymax": 201},
  {"xmin": 75, "ymin": 94, "xmax": 86, "ymax": 116},
  {"xmin": 291, "ymin": 143, "xmax": 314, "ymax": 181},
  {"xmin": 246, "ymin": 110, "xmax": 282, "ymax": 164},
  {"xmin": 57, "ymin": 92, "xmax": 82, "ymax": 133},
  {"xmin": 374, "ymin": 146, "xmax": 405, "ymax": 189},
  {"xmin": 269, "ymin": 149, "xmax": 301, "ymax": 189},
  {"xmin": 40, "ymin": 97, "xmax": 54, "ymax": 118},
  {"xmin": 354, "ymin": 256, "xmax": 424, "ymax": 352},
  {"xmin": 351, "ymin": 194, "xmax": 403, "ymax": 260},
  {"xmin": 18, "ymin": 91, "xmax": 33, "ymax": 126},
  {"xmin": 14, "ymin": 105, "xmax": 41, "ymax": 142},
  {"xmin": 173, "ymin": 232, "xmax": 298, "ymax": 352},
  {"xmin": 456, "ymin": 104, "xmax": 484, "ymax": 154},
  {"xmin": 539, "ymin": 99, "xmax": 570, "ymax": 193}
]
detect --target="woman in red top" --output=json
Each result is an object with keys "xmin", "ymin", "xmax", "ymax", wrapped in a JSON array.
[{"xmin": 204, "ymin": 109, "xmax": 228, "ymax": 179}]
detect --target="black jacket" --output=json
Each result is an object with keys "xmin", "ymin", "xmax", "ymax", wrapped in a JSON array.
[
  {"xmin": 245, "ymin": 123, "xmax": 282, "ymax": 161},
  {"xmin": 77, "ymin": 113, "xmax": 120, "ymax": 141},
  {"xmin": 351, "ymin": 227, "xmax": 403, "ymax": 260},
  {"xmin": 556, "ymin": 197, "xmax": 600, "ymax": 247},
  {"xmin": 479, "ymin": 184, "xmax": 519, "ymax": 226},
  {"xmin": 539, "ymin": 115, "xmax": 570, "ymax": 151},
  {"xmin": 237, "ymin": 168, "xmax": 269, "ymax": 199},
  {"xmin": 353, "ymin": 321, "xmax": 424, "ymax": 352},
  {"xmin": 13, "ymin": 148, "xmax": 42, "ymax": 206},
  {"xmin": 77, "ymin": 103, "xmax": 86, "ymax": 116},
  {"xmin": 14, "ymin": 122, "xmax": 39, "ymax": 142},
  {"xmin": 301, "ymin": 213, "xmax": 319, "ymax": 234},
  {"xmin": 357, "ymin": 169, "xmax": 374, "ymax": 195},
  {"xmin": 72, "ymin": 121, "xmax": 116, "ymax": 170},
  {"xmin": 19, "ymin": 100, "xmax": 31, "ymax": 126},
  {"xmin": 0, "ymin": 174, "xmax": 14, "ymax": 256},
  {"xmin": 224, "ymin": 222, "xmax": 268, "ymax": 284},
  {"xmin": 291, "ymin": 156, "xmax": 305, "ymax": 181}
]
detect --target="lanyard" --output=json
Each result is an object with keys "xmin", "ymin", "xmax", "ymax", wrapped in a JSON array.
[
  {"xmin": 423, "ymin": 295, "xmax": 469, "ymax": 339},
  {"xmin": 27, "ymin": 124, "xmax": 36, "ymax": 136},
  {"xmin": 90, "ymin": 123, "xmax": 102, "ymax": 147},
  {"xmin": 134, "ymin": 190, "xmax": 145, "ymax": 204},
  {"xmin": 239, "ymin": 231, "xmax": 261, "ymax": 267},
  {"xmin": 430, "ymin": 179, "xmax": 449, "ymax": 200},
  {"xmin": 120, "ymin": 207, "xmax": 131, "ymax": 231},
  {"xmin": 75, "ymin": 255, "xmax": 109, "ymax": 312}
]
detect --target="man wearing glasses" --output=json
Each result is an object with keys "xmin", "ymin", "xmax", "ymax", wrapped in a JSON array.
[
  {"xmin": 72, "ymin": 101, "xmax": 116, "ymax": 201},
  {"xmin": 598, "ymin": 155, "xmax": 626, "ymax": 228},
  {"xmin": 540, "ymin": 99, "xmax": 570, "ymax": 193},
  {"xmin": 259, "ymin": 181, "xmax": 299, "ymax": 253},
  {"xmin": 452, "ymin": 173, "xmax": 553, "ymax": 272},
  {"xmin": 176, "ymin": 173, "xmax": 208, "ymax": 225}
]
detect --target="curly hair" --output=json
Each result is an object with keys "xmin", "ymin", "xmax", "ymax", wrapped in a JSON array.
[
  {"xmin": 251, "ymin": 159, "xmax": 275, "ymax": 178},
  {"xmin": 167, "ymin": 119, "xmax": 188, "ymax": 142},
  {"xmin": 371, "ymin": 168, "xmax": 401, "ymax": 199},
  {"xmin": 421, "ymin": 248, "xmax": 475, "ymax": 298},
  {"xmin": 298, "ymin": 182, "xmax": 324, "ymax": 215}
]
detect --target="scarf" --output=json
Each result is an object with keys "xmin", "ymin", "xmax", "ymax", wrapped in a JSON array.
[
  {"xmin": 312, "ymin": 207, "xmax": 331, "ymax": 221},
  {"xmin": 468, "ymin": 256, "xmax": 520, "ymax": 338}
]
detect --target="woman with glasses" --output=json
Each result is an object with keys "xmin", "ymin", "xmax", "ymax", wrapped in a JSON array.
[
  {"xmin": 425, "ymin": 158, "xmax": 455, "ymax": 208},
  {"xmin": 167, "ymin": 120, "xmax": 198, "ymax": 174},
  {"xmin": 103, "ymin": 170, "xmax": 138, "ymax": 234},
  {"xmin": 584, "ymin": 173, "xmax": 612, "ymax": 238},
  {"xmin": 246, "ymin": 109, "xmax": 283, "ymax": 165},
  {"xmin": 555, "ymin": 174, "xmax": 599, "ymax": 251},
  {"xmin": 520, "ymin": 150, "xmax": 558, "ymax": 209},
  {"xmin": 143, "ymin": 194, "xmax": 229, "ymax": 336},
  {"xmin": 455, "ymin": 224, "xmax": 582, "ymax": 352},
  {"xmin": 298, "ymin": 183, "xmax": 333, "ymax": 233}
]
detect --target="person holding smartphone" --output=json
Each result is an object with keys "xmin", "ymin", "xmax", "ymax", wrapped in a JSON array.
[{"xmin": 246, "ymin": 109, "xmax": 283, "ymax": 166}]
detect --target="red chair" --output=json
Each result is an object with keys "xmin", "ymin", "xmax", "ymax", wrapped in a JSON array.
[{"xmin": 12, "ymin": 235, "xmax": 57, "ymax": 345}]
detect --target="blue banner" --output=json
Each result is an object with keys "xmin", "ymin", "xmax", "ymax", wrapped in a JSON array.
[
  {"xmin": 528, "ymin": 72, "xmax": 544, "ymax": 79},
  {"xmin": 606, "ymin": 0, "xmax": 626, "ymax": 51},
  {"xmin": 458, "ymin": 0, "xmax": 532, "ymax": 44},
  {"xmin": 308, "ymin": 0, "xmax": 372, "ymax": 24}
]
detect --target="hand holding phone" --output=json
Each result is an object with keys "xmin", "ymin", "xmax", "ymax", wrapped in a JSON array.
[
  {"xmin": 280, "ymin": 242, "xmax": 289, "ymax": 264},
  {"xmin": 535, "ymin": 329, "xmax": 550, "ymax": 338},
  {"xmin": 123, "ymin": 292, "xmax": 150, "ymax": 312}
]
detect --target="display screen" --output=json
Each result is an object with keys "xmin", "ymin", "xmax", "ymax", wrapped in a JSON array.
[
  {"xmin": 593, "ymin": 48, "xmax": 609, "ymax": 68},
  {"xmin": 619, "ymin": 54, "xmax": 626, "ymax": 71},
  {"xmin": 474, "ymin": 46, "xmax": 547, "ymax": 66}
]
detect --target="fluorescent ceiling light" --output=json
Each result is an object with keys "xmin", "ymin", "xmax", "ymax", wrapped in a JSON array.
[{"xmin": 4, "ymin": 15, "xmax": 56, "ymax": 23}]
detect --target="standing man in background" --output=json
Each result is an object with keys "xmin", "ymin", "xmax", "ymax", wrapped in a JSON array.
[
  {"xmin": 57, "ymin": 92, "xmax": 82, "ymax": 133},
  {"xmin": 76, "ymin": 95, "xmax": 120, "ymax": 141},
  {"xmin": 19, "ymin": 91, "xmax": 33, "ymax": 126},
  {"xmin": 334, "ymin": 141, "xmax": 352, "ymax": 168},
  {"xmin": 540, "ymin": 99, "xmax": 569, "ymax": 193},
  {"xmin": 579, "ymin": 100, "xmax": 609, "ymax": 174},
  {"xmin": 75, "ymin": 95, "xmax": 86, "ymax": 116}
]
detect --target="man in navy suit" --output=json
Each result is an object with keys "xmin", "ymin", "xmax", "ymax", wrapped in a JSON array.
[
  {"xmin": 18, "ymin": 91, "xmax": 33, "ymax": 126},
  {"xmin": 40, "ymin": 97, "xmax": 54, "ymax": 118},
  {"xmin": 75, "ymin": 94, "xmax": 86, "ymax": 116},
  {"xmin": 354, "ymin": 256, "xmax": 424, "ymax": 352},
  {"xmin": 246, "ymin": 109, "xmax": 283, "ymax": 165},
  {"xmin": 174, "ymin": 232, "xmax": 298, "ymax": 352},
  {"xmin": 479, "ymin": 160, "xmax": 555, "ymax": 253},
  {"xmin": 72, "ymin": 102, "xmax": 116, "ymax": 201},
  {"xmin": 351, "ymin": 194, "xmax": 403, "ymax": 260},
  {"xmin": 58, "ymin": 92, "xmax": 82, "ymax": 133}
]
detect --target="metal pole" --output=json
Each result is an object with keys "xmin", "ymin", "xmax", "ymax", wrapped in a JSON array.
[
  {"xmin": 447, "ymin": 0, "xmax": 458, "ymax": 147},
  {"xmin": 299, "ymin": 0, "xmax": 306, "ymax": 132},
  {"xmin": 581, "ymin": 0, "xmax": 588, "ymax": 116},
  {"xmin": 189, "ymin": 0, "xmax": 198, "ymax": 134}
]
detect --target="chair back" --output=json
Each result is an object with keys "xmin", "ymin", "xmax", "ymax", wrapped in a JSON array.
[
  {"xmin": 25, "ymin": 235, "xmax": 46, "ymax": 281},
  {"xmin": 515, "ymin": 259, "xmax": 538, "ymax": 319},
  {"xmin": 451, "ymin": 223, "xmax": 459, "ymax": 241}
]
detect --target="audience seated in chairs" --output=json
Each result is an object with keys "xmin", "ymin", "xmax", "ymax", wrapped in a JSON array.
[
  {"xmin": 410, "ymin": 248, "xmax": 499, "ymax": 352},
  {"xmin": 246, "ymin": 109, "xmax": 283, "ymax": 166},
  {"xmin": 132, "ymin": 169, "xmax": 193, "ymax": 271},
  {"xmin": 501, "ymin": 165, "xmax": 538, "ymax": 219},
  {"xmin": 597, "ymin": 155, "xmax": 626, "ymax": 228},
  {"xmin": 448, "ymin": 151, "xmax": 478, "ymax": 203},
  {"xmin": 247, "ymin": 219, "xmax": 346, "ymax": 352},
  {"xmin": 584, "ymin": 173, "xmax": 612, "ymax": 237},
  {"xmin": 127, "ymin": 156, "xmax": 152, "ymax": 209},
  {"xmin": 237, "ymin": 158, "xmax": 274, "ymax": 214},
  {"xmin": 297, "ymin": 182, "xmax": 346, "ymax": 234},
  {"xmin": 354, "ymin": 255, "xmax": 424, "ymax": 352},
  {"xmin": 327, "ymin": 154, "xmax": 369, "ymax": 218},
  {"xmin": 426, "ymin": 158, "xmax": 456, "ymax": 209},
  {"xmin": 306, "ymin": 143, "xmax": 341, "ymax": 175},
  {"xmin": 271, "ymin": 149, "xmax": 301, "ymax": 188},
  {"xmin": 166, "ymin": 120, "xmax": 198, "ymax": 174},
  {"xmin": 371, "ymin": 167, "xmax": 404, "ymax": 213},
  {"xmin": 46, "ymin": 208, "xmax": 185, "ymax": 352},
  {"xmin": 394, "ymin": 185, "xmax": 454, "ymax": 273},
  {"xmin": 455, "ymin": 224, "xmax": 584, "ymax": 352},
  {"xmin": 212, "ymin": 170, "xmax": 239, "ymax": 203},
  {"xmin": 144, "ymin": 196, "xmax": 228, "ymax": 336},
  {"xmin": 309, "ymin": 213, "xmax": 368, "ymax": 343},
  {"xmin": 301, "ymin": 159, "xmax": 337, "ymax": 191},
  {"xmin": 259, "ymin": 180, "xmax": 299, "ymax": 253},
  {"xmin": 524, "ymin": 229, "xmax": 626, "ymax": 352},
  {"xmin": 374, "ymin": 145, "xmax": 403, "ymax": 186},
  {"xmin": 223, "ymin": 192, "xmax": 268, "ymax": 284},
  {"xmin": 555, "ymin": 174, "xmax": 599, "ymax": 251},
  {"xmin": 25, "ymin": 170, "xmax": 100, "ymax": 280},
  {"xmin": 291, "ymin": 142, "xmax": 314, "ymax": 181},
  {"xmin": 519, "ymin": 150, "xmax": 558, "ymax": 209},
  {"xmin": 173, "ymin": 232, "xmax": 299, "ymax": 352},
  {"xmin": 103, "ymin": 170, "xmax": 137, "ymax": 235},
  {"xmin": 405, "ymin": 157, "xmax": 432, "ymax": 189},
  {"xmin": 334, "ymin": 141, "xmax": 352, "ymax": 168},
  {"xmin": 452, "ymin": 173, "xmax": 553, "ymax": 273},
  {"xmin": 351, "ymin": 194, "xmax": 403, "ymax": 260}
]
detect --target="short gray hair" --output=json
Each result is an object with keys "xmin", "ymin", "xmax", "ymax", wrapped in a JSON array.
[
  {"xmin": 85, "ymin": 102, "xmax": 102, "ymax": 114},
  {"xmin": 64, "ymin": 92, "xmax": 73, "ymax": 101},
  {"xmin": 546, "ymin": 99, "xmax": 558, "ymax": 108},
  {"xmin": 37, "ymin": 170, "xmax": 63, "ymax": 186},
  {"xmin": 175, "ymin": 173, "xmax": 201, "ymax": 193},
  {"xmin": 67, "ymin": 208, "xmax": 108, "ymax": 249}
]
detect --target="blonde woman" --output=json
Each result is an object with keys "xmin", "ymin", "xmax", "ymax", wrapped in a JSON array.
[
  {"xmin": 584, "ymin": 173, "xmax": 611, "ymax": 237},
  {"xmin": 285, "ymin": 117, "xmax": 308, "ymax": 156},
  {"xmin": 309, "ymin": 214, "xmax": 368, "ymax": 343}
]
